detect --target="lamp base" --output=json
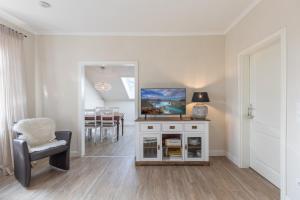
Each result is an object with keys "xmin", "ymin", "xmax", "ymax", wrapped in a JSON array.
[{"xmin": 192, "ymin": 104, "xmax": 208, "ymax": 119}]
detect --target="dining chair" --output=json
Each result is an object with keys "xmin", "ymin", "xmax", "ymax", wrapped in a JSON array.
[
  {"xmin": 95, "ymin": 106, "xmax": 106, "ymax": 111},
  {"xmin": 109, "ymin": 107, "xmax": 120, "ymax": 114},
  {"xmin": 100, "ymin": 109, "xmax": 118, "ymax": 143},
  {"xmin": 85, "ymin": 109, "xmax": 101, "ymax": 144}
]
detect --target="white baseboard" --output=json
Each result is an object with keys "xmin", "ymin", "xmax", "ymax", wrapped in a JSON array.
[
  {"xmin": 74, "ymin": 149, "xmax": 226, "ymax": 157},
  {"xmin": 71, "ymin": 150, "xmax": 80, "ymax": 157},
  {"xmin": 210, "ymin": 149, "xmax": 226, "ymax": 156},
  {"xmin": 285, "ymin": 195, "xmax": 291, "ymax": 200},
  {"xmin": 124, "ymin": 124, "xmax": 135, "ymax": 127},
  {"xmin": 226, "ymin": 151, "xmax": 240, "ymax": 166}
]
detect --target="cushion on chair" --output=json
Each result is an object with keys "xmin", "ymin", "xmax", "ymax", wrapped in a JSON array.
[
  {"xmin": 13, "ymin": 118, "xmax": 56, "ymax": 147},
  {"xmin": 29, "ymin": 139, "xmax": 67, "ymax": 153}
]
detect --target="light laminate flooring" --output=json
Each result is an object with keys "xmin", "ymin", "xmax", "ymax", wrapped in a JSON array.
[
  {"xmin": 0, "ymin": 156, "xmax": 279, "ymax": 200},
  {"xmin": 85, "ymin": 126, "xmax": 135, "ymax": 156}
]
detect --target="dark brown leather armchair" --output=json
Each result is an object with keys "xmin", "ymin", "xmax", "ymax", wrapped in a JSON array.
[{"xmin": 13, "ymin": 131, "xmax": 72, "ymax": 187}]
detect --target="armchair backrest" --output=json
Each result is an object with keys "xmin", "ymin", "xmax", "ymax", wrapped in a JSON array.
[
  {"xmin": 109, "ymin": 107, "xmax": 119, "ymax": 114},
  {"xmin": 13, "ymin": 118, "xmax": 56, "ymax": 147}
]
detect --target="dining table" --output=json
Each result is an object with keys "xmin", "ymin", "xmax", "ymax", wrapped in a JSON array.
[{"xmin": 85, "ymin": 113, "xmax": 124, "ymax": 141}]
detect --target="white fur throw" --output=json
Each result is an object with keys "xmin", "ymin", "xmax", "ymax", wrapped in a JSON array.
[{"xmin": 13, "ymin": 118, "xmax": 56, "ymax": 147}]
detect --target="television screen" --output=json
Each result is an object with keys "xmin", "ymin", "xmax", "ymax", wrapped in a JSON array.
[{"xmin": 141, "ymin": 88, "xmax": 186, "ymax": 115}]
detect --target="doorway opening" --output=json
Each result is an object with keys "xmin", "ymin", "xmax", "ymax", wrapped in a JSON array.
[
  {"xmin": 79, "ymin": 61, "xmax": 139, "ymax": 157},
  {"xmin": 238, "ymin": 29, "xmax": 286, "ymax": 199}
]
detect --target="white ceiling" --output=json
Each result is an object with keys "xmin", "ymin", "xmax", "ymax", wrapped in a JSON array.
[
  {"xmin": 0, "ymin": 0, "xmax": 261, "ymax": 35},
  {"xmin": 85, "ymin": 65, "xmax": 135, "ymax": 101}
]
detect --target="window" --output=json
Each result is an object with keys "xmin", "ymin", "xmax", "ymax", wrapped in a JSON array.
[{"xmin": 121, "ymin": 77, "xmax": 135, "ymax": 99}]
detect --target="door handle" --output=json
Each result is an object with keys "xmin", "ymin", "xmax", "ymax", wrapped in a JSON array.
[
  {"xmin": 248, "ymin": 104, "xmax": 255, "ymax": 119},
  {"xmin": 157, "ymin": 144, "xmax": 160, "ymax": 150}
]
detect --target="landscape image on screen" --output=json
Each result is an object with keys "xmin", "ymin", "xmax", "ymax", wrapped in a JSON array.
[{"xmin": 141, "ymin": 88, "xmax": 186, "ymax": 115}]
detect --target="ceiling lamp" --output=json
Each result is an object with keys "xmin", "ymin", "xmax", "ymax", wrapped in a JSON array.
[
  {"xmin": 95, "ymin": 82, "xmax": 112, "ymax": 92},
  {"xmin": 39, "ymin": 1, "xmax": 51, "ymax": 8}
]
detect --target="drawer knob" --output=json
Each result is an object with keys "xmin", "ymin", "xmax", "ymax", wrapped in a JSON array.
[
  {"xmin": 192, "ymin": 126, "xmax": 197, "ymax": 129},
  {"xmin": 169, "ymin": 126, "xmax": 175, "ymax": 129},
  {"xmin": 148, "ymin": 126, "xmax": 153, "ymax": 129}
]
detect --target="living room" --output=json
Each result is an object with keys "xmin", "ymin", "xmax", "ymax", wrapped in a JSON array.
[{"xmin": 0, "ymin": 0, "xmax": 299, "ymax": 200}]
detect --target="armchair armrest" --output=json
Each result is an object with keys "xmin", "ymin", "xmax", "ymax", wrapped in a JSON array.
[
  {"xmin": 13, "ymin": 139, "xmax": 31, "ymax": 187},
  {"xmin": 51, "ymin": 131, "xmax": 72, "ymax": 170},
  {"xmin": 13, "ymin": 139, "xmax": 29, "ymax": 156},
  {"xmin": 55, "ymin": 131, "xmax": 72, "ymax": 146}
]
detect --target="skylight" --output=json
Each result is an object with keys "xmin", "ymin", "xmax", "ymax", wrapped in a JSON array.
[{"xmin": 121, "ymin": 77, "xmax": 135, "ymax": 99}]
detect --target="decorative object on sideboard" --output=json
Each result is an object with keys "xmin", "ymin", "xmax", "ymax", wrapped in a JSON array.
[{"xmin": 191, "ymin": 92, "xmax": 210, "ymax": 119}]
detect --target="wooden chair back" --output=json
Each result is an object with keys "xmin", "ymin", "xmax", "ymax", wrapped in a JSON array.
[
  {"xmin": 85, "ymin": 109, "xmax": 97, "ymax": 126},
  {"xmin": 100, "ymin": 109, "xmax": 115, "ymax": 127}
]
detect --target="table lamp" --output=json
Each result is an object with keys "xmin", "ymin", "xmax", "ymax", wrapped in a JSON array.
[{"xmin": 191, "ymin": 92, "xmax": 210, "ymax": 119}]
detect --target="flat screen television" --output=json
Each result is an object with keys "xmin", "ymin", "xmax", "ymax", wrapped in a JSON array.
[{"xmin": 141, "ymin": 88, "xmax": 186, "ymax": 115}]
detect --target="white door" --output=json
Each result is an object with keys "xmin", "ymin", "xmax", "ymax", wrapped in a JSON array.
[
  {"xmin": 140, "ymin": 134, "xmax": 161, "ymax": 161},
  {"xmin": 249, "ymin": 41, "xmax": 281, "ymax": 187}
]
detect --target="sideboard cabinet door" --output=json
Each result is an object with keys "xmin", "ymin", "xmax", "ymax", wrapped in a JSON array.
[
  {"xmin": 140, "ymin": 134, "xmax": 161, "ymax": 161},
  {"xmin": 184, "ymin": 133, "xmax": 207, "ymax": 161}
]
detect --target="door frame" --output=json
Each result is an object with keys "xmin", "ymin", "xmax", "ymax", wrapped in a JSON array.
[
  {"xmin": 237, "ymin": 29, "xmax": 287, "ymax": 198},
  {"xmin": 78, "ymin": 61, "xmax": 139, "ymax": 156}
]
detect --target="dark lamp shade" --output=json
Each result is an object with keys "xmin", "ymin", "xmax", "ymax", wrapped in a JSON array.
[{"xmin": 192, "ymin": 92, "xmax": 210, "ymax": 102}]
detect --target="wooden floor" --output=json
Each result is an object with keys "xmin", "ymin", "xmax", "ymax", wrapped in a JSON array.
[
  {"xmin": 85, "ymin": 126, "xmax": 135, "ymax": 156},
  {"xmin": 0, "ymin": 156, "xmax": 279, "ymax": 200},
  {"xmin": 0, "ymin": 127, "xmax": 279, "ymax": 200}
]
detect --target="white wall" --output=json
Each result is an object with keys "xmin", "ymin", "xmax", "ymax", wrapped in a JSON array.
[
  {"xmin": 35, "ymin": 35, "xmax": 226, "ymax": 157},
  {"xmin": 104, "ymin": 101, "xmax": 135, "ymax": 126},
  {"xmin": 225, "ymin": 0, "xmax": 300, "ymax": 199},
  {"xmin": 84, "ymin": 79, "xmax": 104, "ymax": 109}
]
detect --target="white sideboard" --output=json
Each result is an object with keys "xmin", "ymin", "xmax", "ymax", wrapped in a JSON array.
[{"xmin": 135, "ymin": 117, "xmax": 210, "ymax": 165}]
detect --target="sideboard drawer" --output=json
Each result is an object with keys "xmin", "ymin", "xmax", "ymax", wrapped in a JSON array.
[
  {"xmin": 162, "ymin": 123, "xmax": 183, "ymax": 132},
  {"xmin": 184, "ymin": 123, "xmax": 208, "ymax": 132},
  {"xmin": 140, "ymin": 123, "xmax": 161, "ymax": 132}
]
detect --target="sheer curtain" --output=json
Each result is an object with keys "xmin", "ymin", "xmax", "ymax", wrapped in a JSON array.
[{"xmin": 0, "ymin": 24, "xmax": 27, "ymax": 175}]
